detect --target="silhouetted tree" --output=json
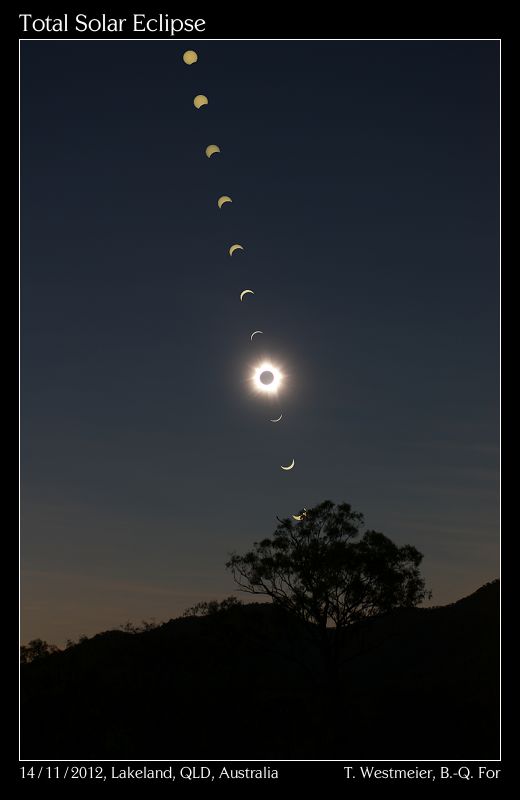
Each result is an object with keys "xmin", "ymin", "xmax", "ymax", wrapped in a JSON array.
[
  {"xmin": 65, "ymin": 634, "xmax": 89, "ymax": 649},
  {"xmin": 227, "ymin": 500, "xmax": 430, "ymax": 680},
  {"xmin": 183, "ymin": 596, "xmax": 242, "ymax": 618},
  {"xmin": 20, "ymin": 638, "xmax": 60, "ymax": 664},
  {"xmin": 119, "ymin": 619, "xmax": 160, "ymax": 634}
]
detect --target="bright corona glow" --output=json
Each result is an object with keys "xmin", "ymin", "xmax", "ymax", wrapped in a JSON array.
[{"xmin": 253, "ymin": 362, "xmax": 283, "ymax": 394}]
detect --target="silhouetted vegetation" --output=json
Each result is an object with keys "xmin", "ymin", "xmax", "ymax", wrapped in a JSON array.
[
  {"xmin": 227, "ymin": 500, "xmax": 430, "ymax": 681},
  {"xmin": 183, "ymin": 595, "xmax": 242, "ymax": 617},
  {"xmin": 21, "ymin": 580, "xmax": 499, "ymax": 759},
  {"xmin": 20, "ymin": 501, "xmax": 497, "ymax": 758},
  {"xmin": 20, "ymin": 639, "xmax": 60, "ymax": 664},
  {"xmin": 119, "ymin": 619, "xmax": 161, "ymax": 634},
  {"xmin": 65, "ymin": 634, "xmax": 89, "ymax": 649}
]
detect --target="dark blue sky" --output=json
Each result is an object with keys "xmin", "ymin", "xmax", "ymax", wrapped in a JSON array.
[{"xmin": 21, "ymin": 40, "xmax": 499, "ymax": 643}]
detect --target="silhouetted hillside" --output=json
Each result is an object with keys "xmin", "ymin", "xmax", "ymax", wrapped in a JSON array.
[{"xmin": 21, "ymin": 580, "xmax": 499, "ymax": 759}]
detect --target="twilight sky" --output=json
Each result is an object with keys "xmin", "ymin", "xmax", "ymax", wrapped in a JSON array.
[{"xmin": 21, "ymin": 40, "xmax": 499, "ymax": 644}]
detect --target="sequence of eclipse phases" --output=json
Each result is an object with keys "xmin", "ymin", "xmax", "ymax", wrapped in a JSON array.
[{"xmin": 184, "ymin": 49, "xmax": 299, "ymax": 478}]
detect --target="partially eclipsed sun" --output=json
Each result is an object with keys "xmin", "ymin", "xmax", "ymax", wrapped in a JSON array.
[{"xmin": 253, "ymin": 362, "xmax": 283, "ymax": 394}]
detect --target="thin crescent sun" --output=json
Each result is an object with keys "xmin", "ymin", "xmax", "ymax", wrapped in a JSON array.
[
  {"xmin": 270, "ymin": 413, "xmax": 283, "ymax": 423},
  {"xmin": 240, "ymin": 289, "xmax": 254, "ymax": 301},
  {"xmin": 229, "ymin": 244, "xmax": 244, "ymax": 256},
  {"xmin": 250, "ymin": 330, "xmax": 263, "ymax": 340},
  {"xmin": 218, "ymin": 195, "xmax": 232, "ymax": 209},
  {"xmin": 281, "ymin": 459, "xmax": 295, "ymax": 471}
]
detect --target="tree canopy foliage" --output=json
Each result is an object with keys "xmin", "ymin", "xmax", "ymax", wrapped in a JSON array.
[{"xmin": 227, "ymin": 500, "xmax": 430, "ymax": 632}]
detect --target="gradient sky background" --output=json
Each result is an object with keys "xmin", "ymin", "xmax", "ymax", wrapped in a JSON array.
[{"xmin": 21, "ymin": 40, "xmax": 499, "ymax": 645}]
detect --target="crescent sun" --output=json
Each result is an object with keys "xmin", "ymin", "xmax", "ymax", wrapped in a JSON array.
[
  {"xmin": 281, "ymin": 459, "xmax": 295, "ymax": 471},
  {"xmin": 229, "ymin": 244, "xmax": 244, "ymax": 256},
  {"xmin": 270, "ymin": 413, "xmax": 283, "ymax": 423},
  {"xmin": 182, "ymin": 50, "xmax": 198, "ymax": 65},
  {"xmin": 250, "ymin": 330, "xmax": 263, "ymax": 340},
  {"xmin": 193, "ymin": 94, "xmax": 208, "ymax": 109},
  {"xmin": 240, "ymin": 289, "xmax": 254, "ymax": 301},
  {"xmin": 218, "ymin": 195, "xmax": 232, "ymax": 209},
  {"xmin": 205, "ymin": 144, "xmax": 221, "ymax": 158}
]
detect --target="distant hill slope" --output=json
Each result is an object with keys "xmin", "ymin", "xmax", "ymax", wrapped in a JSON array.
[{"xmin": 21, "ymin": 580, "xmax": 499, "ymax": 759}]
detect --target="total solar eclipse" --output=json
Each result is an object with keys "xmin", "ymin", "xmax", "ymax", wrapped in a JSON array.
[
  {"xmin": 260, "ymin": 370, "xmax": 274, "ymax": 385},
  {"xmin": 252, "ymin": 362, "xmax": 283, "ymax": 394}
]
